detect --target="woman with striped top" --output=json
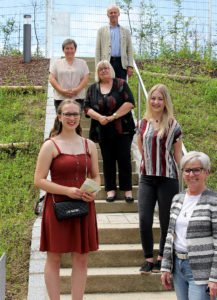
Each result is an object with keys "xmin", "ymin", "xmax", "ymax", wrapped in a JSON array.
[
  {"xmin": 137, "ymin": 84, "xmax": 182, "ymax": 273},
  {"xmin": 161, "ymin": 151, "xmax": 217, "ymax": 300}
]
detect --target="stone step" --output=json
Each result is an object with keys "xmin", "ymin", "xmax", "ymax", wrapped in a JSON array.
[
  {"xmin": 60, "ymin": 291, "xmax": 176, "ymax": 300},
  {"xmin": 96, "ymin": 214, "xmax": 160, "ymax": 244},
  {"xmin": 60, "ymin": 267, "xmax": 165, "ymax": 294},
  {"xmin": 84, "ymin": 57, "xmax": 96, "ymax": 70},
  {"xmin": 81, "ymin": 117, "xmax": 91, "ymax": 128},
  {"xmin": 96, "ymin": 185, "xmax": 138, "ymax": 200},
  {"xmin": 95, "ymin": 199, "xmax": 138, "ymax": 213},
  {"xmin": 61, "ymin": 243, "xmax": 160, "ymax": 268}
]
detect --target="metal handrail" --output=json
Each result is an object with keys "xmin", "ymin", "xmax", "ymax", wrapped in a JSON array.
[{"xmin": 133, "ymin": 59, "xmax": 148, "ymax": 122}]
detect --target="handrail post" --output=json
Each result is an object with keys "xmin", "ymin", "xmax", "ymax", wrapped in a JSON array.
[
  {"xmin": 0, "ymin": 253, "xmax": 6, "ymax": 300},
  {"xmin": 137, "ymin": 81, "xmax": 141, "ymax": 122}
]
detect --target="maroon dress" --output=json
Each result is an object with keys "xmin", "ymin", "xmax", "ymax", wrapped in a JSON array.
[{"xmin": 40, "ymin": 139, "xmax": 99, "ymax": 254}]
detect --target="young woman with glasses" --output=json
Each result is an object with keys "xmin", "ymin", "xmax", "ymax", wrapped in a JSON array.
[{"xmin": 34, "ymin": 99, "xmax": 100, "ymax": 299}]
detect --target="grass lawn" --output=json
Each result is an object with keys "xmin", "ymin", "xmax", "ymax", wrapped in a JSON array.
[{"xmin": 0, "ymin": 89, "xmax": 47, "ymax": 300}]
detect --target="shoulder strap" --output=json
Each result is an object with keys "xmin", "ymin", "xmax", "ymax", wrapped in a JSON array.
[
  {"xmin": 84, "ymin": 138, "xmax": 90, "ymax": 155},
  {"xmin": 49, "ymin": 138, "xmax": 61, "ymax": 154},
  {"xmin": 81, "ymin": 138, "xmax": 89, "ymax": 178}
]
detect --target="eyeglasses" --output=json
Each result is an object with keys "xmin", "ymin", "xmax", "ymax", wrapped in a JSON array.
[
  {"xmin": 62, "ymin": 112, "xmax": 80, "ymax": 118},
  {"xmin": 98, "ymin": 66, "xmax": 110, "ymax": 72},
  {"xmin": 182, "ymin": 167, "xmax": 204, "ymax": 176}
]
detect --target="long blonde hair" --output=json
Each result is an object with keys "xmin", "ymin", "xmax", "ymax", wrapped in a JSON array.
[
  {"xmin": 145, "ymin": 84, "xmax": 174, "ymax": 137},
  {"xmin": 49, "ymin": 99, "xmax": 82, "ymax": 137}
]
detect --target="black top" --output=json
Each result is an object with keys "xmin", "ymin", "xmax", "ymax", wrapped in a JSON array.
[{"xmin": 84, "ymin": 78, "xmax": 135, "ymax": 143}]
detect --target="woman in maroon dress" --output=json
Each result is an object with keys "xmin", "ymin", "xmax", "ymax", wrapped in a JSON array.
[{"xmin": 34, "ymin": 99, "xmax": 100, "ymax": 299}]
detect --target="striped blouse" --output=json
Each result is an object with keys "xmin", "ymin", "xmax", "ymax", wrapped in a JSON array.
[{"xmin": 139, "ymin": 119, "xmax": 182, "ymax": 179}]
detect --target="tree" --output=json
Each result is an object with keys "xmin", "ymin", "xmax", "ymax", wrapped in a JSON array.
[
  {"xmin": 31, "ymin": 0, "xmax": 43, "ymax": 56},
  {"xmin": 117, "ymin": 0, "xmax": 133, "ymax": 34},
  {"xmin": 134, "ymin": 0, "xmax": 161, "ymax": 58},
  {"xmin": 0, "ymin": 18, "xmax": 17, "ymax": 55}
]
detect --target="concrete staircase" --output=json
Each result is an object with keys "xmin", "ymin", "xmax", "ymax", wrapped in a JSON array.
[{"xmin": 54, "ymin": 58, "xmax": 175, "ymax": 299}]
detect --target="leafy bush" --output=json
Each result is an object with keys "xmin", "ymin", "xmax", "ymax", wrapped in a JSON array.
[{"xmin": 203, "ymin": 79, "xmax": 217, "ymax": 104}]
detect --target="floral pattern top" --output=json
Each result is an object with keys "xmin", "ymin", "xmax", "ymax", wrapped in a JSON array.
[{"xmin": 84, "ymin": 78, "xmax": 135, "ymax": 142}]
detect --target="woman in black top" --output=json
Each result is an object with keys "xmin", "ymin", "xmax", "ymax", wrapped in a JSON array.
[{"xmin": 84, "ymin": 60, "xmax": 135, "ymax": 202}]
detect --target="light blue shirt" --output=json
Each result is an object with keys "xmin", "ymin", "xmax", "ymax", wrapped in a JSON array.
[{"xmin": 110, "ymin": 25, "xmax": 121, "ymax": 57}]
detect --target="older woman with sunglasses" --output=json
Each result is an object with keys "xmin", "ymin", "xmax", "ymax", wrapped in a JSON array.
[{"xmin": 161, "ymin": 151, "xmax": 217, "ymax": 300}]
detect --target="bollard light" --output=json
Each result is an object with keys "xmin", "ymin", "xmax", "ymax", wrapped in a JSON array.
[
  {"xmin": 24, "ymin": 14, "xmax": 31, "ymax": 24},
  {"xmin": 23, "ymin": 14, "xmax": 31, "ymax": 63}
]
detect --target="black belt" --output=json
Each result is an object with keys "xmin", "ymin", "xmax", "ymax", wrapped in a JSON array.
[{"xmin": 110, "ymin": 56, "xmax": 121, "ymax": 60}]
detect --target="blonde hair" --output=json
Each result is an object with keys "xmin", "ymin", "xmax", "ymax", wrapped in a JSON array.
[
  {"xmin": 49, "ymin": 99, "xmax": 82, "ymax": 137},
  {"xmin": 95, "ymin": 60, "xmax": 115, "ymax": 82},
  {"xmin": 145, "ymin": 84, "xmax": 174, "ymax": 137}
]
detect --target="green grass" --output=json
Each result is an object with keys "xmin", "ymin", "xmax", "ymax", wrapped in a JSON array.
[{"xmin": 0, "ymin": 89, "xmax": 46, "ymax": 299}]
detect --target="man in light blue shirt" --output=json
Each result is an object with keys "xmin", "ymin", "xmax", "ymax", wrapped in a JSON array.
[{"xmin": 95, "ymin": 4, "xmax": 134, "ymax": 80}]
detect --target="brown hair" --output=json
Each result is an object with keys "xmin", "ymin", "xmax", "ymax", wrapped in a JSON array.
[
  {"xmin": 49, "ymin": 99, "xmax": 82, "ymax": 137},
  {"xmin": 62, "ymin": 39, "xmax": 77, "ymax": 51}
]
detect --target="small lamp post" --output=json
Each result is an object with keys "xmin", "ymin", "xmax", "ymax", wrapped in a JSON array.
[{"xmin": 23, "ymin": 14, "xmax": 31, "ymax": 63}]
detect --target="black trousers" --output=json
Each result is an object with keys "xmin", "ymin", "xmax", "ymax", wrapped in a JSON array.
[
  {"xmin": 138, "ymin": 175, "xmax": 179, "ymax": 258},
  {"xmin": 99, "ymin": 134, "xmax": 133, "ymax": 191},
  {"xmin": 110, "ymin": 57, "xmax": 127, "ymax": 80}
]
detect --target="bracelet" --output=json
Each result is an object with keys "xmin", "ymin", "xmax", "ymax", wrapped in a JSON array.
[{"xmin": 112, "ymin": 113, "xmax": 118, "ymax": 119}]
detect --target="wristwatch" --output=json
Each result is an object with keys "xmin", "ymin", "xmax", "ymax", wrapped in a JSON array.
[{"xmin": 112, "ymin": 113, "xmax": 118, "ymax": 119}]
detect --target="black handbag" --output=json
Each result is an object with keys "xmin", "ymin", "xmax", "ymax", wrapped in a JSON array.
[
  {"xmin": 53, "ymin": 198, "xmax": 88, "ymax": 221},
  {"xmin": 52, "ymin": 138, "xmax": 89, "ymax": 221}
]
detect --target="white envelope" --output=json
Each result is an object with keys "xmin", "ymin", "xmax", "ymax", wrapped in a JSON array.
[{"xmin": 80, "ymin": 178, "xmax": 101, "ymax": 193}]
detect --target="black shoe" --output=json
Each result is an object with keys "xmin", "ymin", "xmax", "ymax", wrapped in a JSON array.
[
  {"xmin": 125, "ymin": 196, "xmax": 134, "ymax": 203},
  {"xmin": 139, "ymin": 261, "xmax": 154, "ymax": 274},
  {"xmin": 106, "ymin": 195, "xmax": 116, "ymax": 202},
  {"xmin": 152, "ymin": 260, "xmax": 162, "ymax": 273}
]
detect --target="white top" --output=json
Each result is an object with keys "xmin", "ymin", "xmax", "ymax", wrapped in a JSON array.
[
  {"xmin": 50, "ymin": 58, "xmax": 89, "ymax": 100},
  {"xmin": 174, "ymin": 193, "xmax": 201, "ymax": 252}
]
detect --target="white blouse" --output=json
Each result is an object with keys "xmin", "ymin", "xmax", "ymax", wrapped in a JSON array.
[{"xmin": 174, "ymin": 193, "xmax": 201, "ymax": 252}]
